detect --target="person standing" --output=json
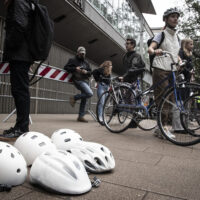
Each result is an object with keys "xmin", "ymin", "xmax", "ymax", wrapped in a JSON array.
[
  {"xmin": 92, "ymin": 60, "xmax": 112, "ymax": 123},
  {"xmin": 2, "ymin": 0, "xmax": 35, "ymax": 138},
  {"xmin": 64, "ymin": 46, "xmax": 93, "ymax": 123},
  {"xmin": 119, "ymin": 37, "xmax": 145, "ymax": 128},
  {"xmin": 148, "ymin": 8, "xmax": 181, "ymax": 138}
]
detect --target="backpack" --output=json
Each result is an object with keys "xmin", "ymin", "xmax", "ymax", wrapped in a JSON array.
[
  {"xmin": 27, "ymin": 0, "xmax": 54, "ymax": 61},
  {"xmin": 147, "ymin": 32, "xmax": 165, "ymax": 74}
]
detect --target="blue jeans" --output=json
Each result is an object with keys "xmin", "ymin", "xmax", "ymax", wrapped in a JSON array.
[
  {"xmin": 97, "ymin": 82, "xmax": 109, "ymax": 120},
  {"xmin": 73, "ymin": 80, "xmax": 93, "ymax": 117}
]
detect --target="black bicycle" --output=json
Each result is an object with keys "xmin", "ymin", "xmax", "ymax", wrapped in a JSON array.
[{"xmin": 102, "ymin": 51, "xmax": 200, "ymax": 146}]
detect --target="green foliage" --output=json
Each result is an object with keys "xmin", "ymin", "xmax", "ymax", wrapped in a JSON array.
[{"xmin": 179, "ymin": 0, "xmax": 200, "ymax": 82}]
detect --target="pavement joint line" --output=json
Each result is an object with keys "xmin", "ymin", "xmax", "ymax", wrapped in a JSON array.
[
  {"xmin": 14, "ymin": 190, "xmax": 34, "ymax": 200},
  {"xmin": 154, "ymin": 155, "xmax": 164, "ymax": 166},
  {"xmin": 141, "ymin": 191, "xmax": 148, "ymax": 200},
  {"xmin": 101, "ymin": 180, "xmax": 187, "ymax": 200}
]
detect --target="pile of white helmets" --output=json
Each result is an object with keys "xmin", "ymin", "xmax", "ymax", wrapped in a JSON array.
[{"xmin": 0, "ymin": 129, "xmax": 115, "ymax": 195}]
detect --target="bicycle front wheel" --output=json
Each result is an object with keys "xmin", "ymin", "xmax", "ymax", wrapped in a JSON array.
[
  {"xmin": 103, "ymin": 86, "xmax": 133, "ymax": 133},
  {"xmin": 158, "ymin": 83, "xmax": 200, "ymax": 146}
]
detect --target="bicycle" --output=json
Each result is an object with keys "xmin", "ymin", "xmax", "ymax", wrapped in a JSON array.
[
  {"xmin": 100, "ymin": 75, "xmax": 157, "ymax": 133},
  {"xmin": 102, "ymin": 51, "xmax": 200, "ymax": 146}
]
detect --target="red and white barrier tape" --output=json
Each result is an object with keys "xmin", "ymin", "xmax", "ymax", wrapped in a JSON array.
[{"xmin": 0, "ymin": 62, "xmax": 72, "ymax": 82}]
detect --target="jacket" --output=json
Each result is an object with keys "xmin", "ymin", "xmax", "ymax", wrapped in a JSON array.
[
  {"xmin": 3, "ymin": 0, "xmax": 36, "ymax": 62},
  {"xmin": 122, "ymin": 51, "xmax": 145, "ymax": 83},
  {"xmin": 64, "ymin": 56, "xmax": 92, "ymax": 82},
  {"xmin": 179, "ymin": 48, "xmax": 193, "ymax": 81},
  {"xmin": 92, "ymin": 67, "xmax": 111, "ymax": 85}
]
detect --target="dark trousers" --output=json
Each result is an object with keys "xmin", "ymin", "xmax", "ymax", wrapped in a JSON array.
[{"xmin": 10, "ymin": 61, "xmax": 31, "ymax": 132}]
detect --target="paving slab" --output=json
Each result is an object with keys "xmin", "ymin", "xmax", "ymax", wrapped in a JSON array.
[{"xmin": 1, "ymin": 114, "xmax": 200, "ymax": 200}]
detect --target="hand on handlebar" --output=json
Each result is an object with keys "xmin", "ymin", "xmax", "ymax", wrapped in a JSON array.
[{"xmin": 154, "ymin": 49, "xmax": 163, "ymax": 56}]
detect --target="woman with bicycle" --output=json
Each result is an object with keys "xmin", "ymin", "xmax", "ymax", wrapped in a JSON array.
[
  {"xmin": 92, "ymin": 61, "xmax": 112, "ymax": 124},
  {"xmin": 148, "ymin": 8, "xmax": 181, "ymax": 139}
]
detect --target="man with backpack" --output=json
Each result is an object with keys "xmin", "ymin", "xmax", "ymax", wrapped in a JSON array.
[
  {"xmin": 2, "ymin": 0, "xmax": 53, "ymax": 139},
  {"xmin": 64, "ymin": 47, "xmax": 93, "ymax": 123},
  {"xmin": 148, "ymin": 8, "xmax": 181, "ymax": 139},
  {"xmin": 2, "ymin": 0, "xmax": 36, "ymax": 139},
  {"xmin": 119, "ymin": 37, "xmax": 145, "ymax": 128}
]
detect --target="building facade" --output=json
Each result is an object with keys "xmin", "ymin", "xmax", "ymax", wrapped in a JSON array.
[{"xmin": 0, "ymin": 0, "xmax": 155, "ymax": 114}]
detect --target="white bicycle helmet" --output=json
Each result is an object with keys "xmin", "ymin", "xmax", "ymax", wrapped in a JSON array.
[
  {"xmin": 163, "ymin": 7, "xmax": 180, "ymax": 21},
  {"xmin": 14, "ymin": 132, "xmax": 56, "ymax": 166},
  {"xmin": 61, "ymin": 141, "xmax": 115, "ymax": 173},
  {"xmin": 0, "ymin": 142, "xmax": 27, "ymax": 186},
  {"xmin": 51, "ymin": 129, "xmax": 83, "ymax": 149},
  {"xmin": 30, "ymin": 150, "xmax": 91, "ymax": 194}
]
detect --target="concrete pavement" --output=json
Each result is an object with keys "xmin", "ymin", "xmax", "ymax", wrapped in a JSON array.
[{"xmin": 0, "ymin": 114, "xmax": 200, "ymax": 200}]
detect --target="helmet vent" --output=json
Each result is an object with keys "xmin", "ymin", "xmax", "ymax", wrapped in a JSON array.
[
  {"xmin": 110, "ymin": 153, "xmax": 113, "ymax": 157},
  {"xmin": 11, "ymin": 153, "xmax": 15, "ymax": 158},
  {"xmin": 0, "ymin": 149, "xmax": 2, "ymax": 153},
  {"xmin": 60, "ymin": 131, "xmax": 66, "ymax": 135},
  {"xmin": 6, "ymin": 145, "xmax": 10, "ymax": 148},
  {"xmin": 39, "ymin": 142, "xmax": 46, "ymax": 147},
  {"xmin": 63, "ymin": 166, "xmax": 77, "ymax": 180},
  {"xmin": 101, "ymin": 147, "xmax": 104, "ymax": 152},
  {"xmin": 80, "ymin": 138, "xmax": 83, "ymax": 141},
  {"xmin": 105, "ymin": 156, "xmax": 108, "ymax": 162},
  {"xmin": 73, "ymin": 161, "xmax": 81, "ymax": 170},
  {"xmin": 67, "ymin": 150, "xmax": 72, "ymax": 153},
  {"xmin": 86, "ymin": 148, "xmax": 94, "ymax": 153},
  {"xmin": 64, "ymin": 138, "xmax": 71, "ymax": 142},
  {"xmin": 85, "ymin": 160, "xmax": 96, "ymax": 169},
  {"xmin": 81, "ymin": 150, "xmax": 86, "ymax": 154},
  {"xmin": 16, "ymin": 168, "xmax": 21, "ymax": 173},
  {"xmin": 31, "ymin": 135, "xmax": 38, "ymax": 139},
  {"xmin": 95, "ymin": 157, "xmax": 103, "ymax": 166}
]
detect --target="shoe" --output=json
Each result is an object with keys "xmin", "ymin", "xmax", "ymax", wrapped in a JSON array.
[
  {"xmin": 69, "ymin": 96, "xmax": 76, "ymax": 107},
  {"xmin": 128, "ymin": 120, "xmax": 137, "ymax": 128},
  {"xmin": 77, "ymin": 117, "xmax": 88, "ymax": 123},
  {"xmin": 3, "ymin": 127, "xmax": 15, "ymax": 135},
  {"xmin": 153, "ymin": 128, "xmax": 164, "ymax": 139},
  {"xmin": 164, "ymin": 126, "xmax": 176, "ymax": 139},
  {"xmin": 2, "ymin": 128, "xmax": 24, "ymax": 139},
  {"xmin": 174, "ymin": 130, "xmax": 188, "ymax": 134},
  {"xmin": 98, "ymin": 117, "xmax": 104, "ymax": 125}
]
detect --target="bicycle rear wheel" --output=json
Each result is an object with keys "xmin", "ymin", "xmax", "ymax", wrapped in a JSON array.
[
  {"xmin": 103, "ymin": 86, "xmax": 133, "ymax": 133},
  {"xmin": 180, "ymin": 93, "xmax": 200, "ymax": 136},
  {"xmin": 158, "ymin": 83, "xmax": 200, "ymax": 146}
]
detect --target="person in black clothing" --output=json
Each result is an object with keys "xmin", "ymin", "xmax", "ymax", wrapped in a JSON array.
[
  {"xmin": 119, "ymin": 37, "xmax": 145, "ymax": 83},
  {"xmin": 2, "ymin": 0, "xmax": 36, "ymax": 139},
  {"xmin": 92, "ymin": 60, "xmax": 112, "ymax": 123},
  {"xmin": 119, "ymin": 37, "xmax": 145, "ymax": 128},
  {"xmin": 64, "ymin": 46, "xmax": 93, "ymax": 123}
]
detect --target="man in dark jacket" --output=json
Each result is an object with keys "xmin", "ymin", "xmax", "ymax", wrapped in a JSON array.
[
  {"xmin": 119, "ymin": 37, "xmax": 145, "ymax": 128},
  {"xmin": 64, "ymin": 46, "xmax": 93, "ymax": 123},
  {"xmin": 2, "ymin": 0, "xmax": 34, "ymax": 138},
  {"xmin": 120, "ymin": 37, "xmax": 145, "ymax": 83}
]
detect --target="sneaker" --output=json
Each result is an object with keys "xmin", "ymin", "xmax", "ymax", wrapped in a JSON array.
[
  {"xmin": 164, "ymin": 126, "xmax": 176, "ymax": 139},
  {"xmin": 153, "ymin": 128, "xmax": 164, "ymax": 139},
  {"xmin": 3, "ymin": 127, "xmax": 15, "ymax": 135},
  {"xmin": 2, "ymin": 128, "xmax": 24, "ymax": 139},
  {"xmin": 69, "ymin": 96, "xmax": 76, "ymax": 107},
  {"xmin": 77, "ymin": 117, "xmax": 88, "ymax": 123}
]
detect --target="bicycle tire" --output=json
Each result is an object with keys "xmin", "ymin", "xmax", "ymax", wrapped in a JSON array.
[
  {"xmin": 180, "ymin": 93, "xmax": 200, "ymax": 136},
  {"xmin": 136, "ymin": 96, "xmax": 157, "ymax": 131},
  {"xmin": 158, "ymin": 83, "xmax": 200, "ymax": 146},
  {"xmin": 103, "ymin": 86, "xmax": 134, "ymax": 133}
]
